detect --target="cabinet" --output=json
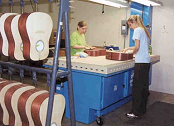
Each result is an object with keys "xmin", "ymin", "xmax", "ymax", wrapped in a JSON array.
[{"xmin": 56, "ymin": 68, "xmax": 134, "ymax": 124}]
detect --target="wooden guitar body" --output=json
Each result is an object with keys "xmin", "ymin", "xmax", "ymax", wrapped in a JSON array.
[
  {"xmin": 18, "ymin": 88, "xmax": 45, "ymax": 126},
  {"xmin": 25, "ymin": 90, "xmax": 48, "ymax": 126},
  {"xmin": 5, "ymin": 84, "xmax": 34, "ymax": 126},
  {"xmin": 85, "ymin": 49, "xmax": 99, "ymax": 56},
  {"xmin": 0, "ymin": 81, "xmax": 18, "ymax": 124},
  {"xmin": 0, "ymin": 80, "xmax": 8, "ymax": 123},
  {"xmin": 112, "ymin": 52, "xmax": 128, "ymax": 61},
  {"xmin": 31, "ymin": 92, "xmax": 49, "ymax": 126},
  {"xmin": 19, "ymin": 12, "xmax": 53, "ymax": 61},
  {"xmin": 0, "ymin": 78, "xmax": 7, "ymax": 83},
  {"xmin": 106, "ymin": 51, "xmax": 112, "ymax": 60},
  {"xmin": 31, "ymin": 93, "xmax": 65, "ymax": 126},
  {"xmin": 84, "ymin": 48, "xmax": 106, "ymax": 56},
  {"xmin": 10, "ymin": 14, "xmax": 25, "ymax": 60},
  {"xmin": 5, "ymin": 15, "xmax": 16, "ymax": 59},
  {"xmin": 40, "ymin": 94, "xmax": 65, "ymax": 126},
  {"xmin": 0, "ymin": 13, "xmax": 18, "ymax": 56},
  {"xmin": 11, "ymin": 85, "xmax": 35, "ymax": 126},
  {"xmin": 0, "ymin": 14, "xmax": 4, "ymax": 55},
  {"xmin": 106, "ymin": 51, "xmax": 133, "ymax": 61},
  {"xmin": 0, "ymin": 82, "xmax": 21, "ymax": 125}
]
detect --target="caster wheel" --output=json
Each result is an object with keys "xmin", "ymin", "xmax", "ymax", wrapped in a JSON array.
[{"xmin": 96, "ymin": 117, "xmax": 104, "ymax": 126}]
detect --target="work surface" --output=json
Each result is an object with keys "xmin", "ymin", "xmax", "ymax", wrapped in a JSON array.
[{"xmin": 45, "ymin": 55, "xmax": 160, "ymax": 74}]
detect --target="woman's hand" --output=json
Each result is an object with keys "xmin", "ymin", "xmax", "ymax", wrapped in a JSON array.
[
  {"xmin": 91, "ymin": 46, "xmax": 96, "ymax": 49},
  {"xmin": 84, "ymin": 46, "xmax": 91, "ymax": 49},
  {"xmin": 121, "ymin": 48, "xmax": 128, "ymax": 53},
  {"xmin": 84, "ymin": 46, "xmax": 95, "ymax": 50}
]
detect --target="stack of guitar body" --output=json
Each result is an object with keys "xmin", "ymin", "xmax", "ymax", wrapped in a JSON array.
[
  {"xmin": 106, "ymin": 51, "xmax": 133, "ymax": 61},
  {"xmin": 0, "ymin": 12, "xmax": 53, "ymax": 61},
  {"xmin": 0, "ymin": 78, "xmax": 65, "ymax": 126},
  {"xmin": 84, "ymin": 48, "xmax": 133, "ymax": 61},
  {"xmin": 84, "ymin": 48, "xmax": 106, "ymax": 56}
]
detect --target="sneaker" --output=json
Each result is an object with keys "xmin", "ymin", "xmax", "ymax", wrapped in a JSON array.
[{"xmin": 126, "ymin": 113, "xmax": 140, "ymax": 119}]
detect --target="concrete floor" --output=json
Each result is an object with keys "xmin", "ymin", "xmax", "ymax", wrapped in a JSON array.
[
  {"xmin": 61, "ymin": 91, "xmax": 174, "ymax": 126},
  {"xmin": 1, "ymin": 72, "xmax": 174, "ymax": 126}
]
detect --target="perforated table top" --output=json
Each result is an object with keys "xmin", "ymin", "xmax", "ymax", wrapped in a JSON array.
[{"xmin": 45, "ymin": 55, "xmax": 160, "ymax": 74}]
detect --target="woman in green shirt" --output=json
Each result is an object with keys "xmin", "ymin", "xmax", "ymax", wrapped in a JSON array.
[{"xmin": 70, "ymin": 21, "xmax": 95, "ymax": 55}]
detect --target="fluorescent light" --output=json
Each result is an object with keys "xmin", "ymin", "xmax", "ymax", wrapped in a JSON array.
[
  {"xmin": 88, "ymin": 0, "xmax": 129, "ymax": 8},
  {"xmin": 148, "ymin": 0, "xmax": 163, "ymax": 6},
  {"xmin": 131, "ymin": 0, "xmax": 163, "ymax": 6}
]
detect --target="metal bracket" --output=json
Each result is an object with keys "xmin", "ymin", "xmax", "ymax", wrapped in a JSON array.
[
  {"xmin": 62, "ymin": 0, "xmax": 70, "ymax": 12},
  {"xmin": 33, "ymin": 0, "xmax": 38, "ymax": 3},
  {"xmin": 46, "ymin": 0, "xmax": 76, "ymax": 126},
  {"xmin": 32, "ymin": 71, "xmax": 37, "ymax": 86},
  {"xmin": 47, "ymin": 73, "xmax": 51, "ymax": 86},
  {"xmin": 20, "ymin": 0, "xmax": 24, "ymax": 6},
  {"xmin": 20, "ymin": 69, "xmax": 24, "ymax": 83},
  {"xmin": 0, "ymin": 0, "xmax": 2, "ymax": 6},
  {"xmin": 8, "ymin": 67, "xmax": 13, "ymax": 81},
  {"xmin": 9, "ymin": 0, "xmax": 13, "ymax": 6}
]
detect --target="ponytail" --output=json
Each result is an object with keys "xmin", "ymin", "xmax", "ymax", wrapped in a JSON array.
[{"xmin": 127, "ymin": 15, "xmax": 151, "ymax": 39}]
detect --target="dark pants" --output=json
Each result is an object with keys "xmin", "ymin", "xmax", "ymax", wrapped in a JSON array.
[{"xmin": 131, "ymin": 63, "xmax": 151, "ymax": 116}]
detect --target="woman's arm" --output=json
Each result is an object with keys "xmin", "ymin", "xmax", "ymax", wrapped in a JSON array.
[
  {"xmin": 122, "ymin": 46, "xmax": 135, "ymax": 52},
  {"xmin": 132, "ymin": 39, "xmax": 140, "ymax": 54},
  {"xmin": 122, "ymin": 39, "xmax": 140, "ymax": 54},
  {"xmin": 72, "ymin": 45, "xmax": 95, "ymax": 49},
  {"xmin": 72, "ymin": 45, "xmax": 86, "ymax": 49}
]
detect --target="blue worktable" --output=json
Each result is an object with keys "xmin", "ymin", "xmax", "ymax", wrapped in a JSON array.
[{"xmin": 44, "ymin": 55, "xmax": 160, "ymax": 124}]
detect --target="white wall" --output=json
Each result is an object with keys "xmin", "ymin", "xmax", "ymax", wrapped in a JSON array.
[
  {"xmin": 150, "ymin": 0, "xmax": 174, "ymax": 94},
  {"xmin": 70, "ymin": 0, "xmax": 130, "ymax": 48}
]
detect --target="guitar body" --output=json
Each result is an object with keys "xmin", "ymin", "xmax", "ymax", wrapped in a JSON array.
[
  {"xmin": 0, "ymin": 13, "xmax": 18, "ymax": 56},
  {"xmin": 112, "ymin": 52, "xmax": 128, "ymax": 61},
  {"xmin": 31, "ymin": 92, "xmax": 49, "ymax": 126},
  {"xmin": 11, "ymin": 85, "xmax": 35, "ymax": 126},
  {"xmin": 84, "ymin": 49, "xmax": 99, "ymax": 56},
  {"xmin": 19, "ymin": 12, "xmax": 53, "ymax": 61},
  {"xmin": 5, "ymin": 14, "xmax": 25, "ymax": 60},
  {"xmin": 84, "ymin": 48, "xmax": 106, "ymax": 56},
  {"xmin": 106, "ymin": 51, "xmax": 112, "ymax": 60},
  {"xmin": 0, "ymin": 78, "xmax": 7, "ymax": 83},
  {"xmin": 40, "ymin": 94, "xmax": 65, "ymax": 126},
  {"xmin": 0, "ymin": 81, "xmax": 17, "ymax": 123},
  {"xmin": 4, "ymin": 15, "xmax": 16, "ymax": 59},
  {"xmin": 0, "ymin": 80, "xmax": 8, "ymax": 123},
  {"xmin": 11, "ymin": 14, "xmax": 25, "ymax": 60},
  {"xmin": 31, "ymin": 93, "xmax": 65, "ymax": 126},
  {"xmin": 0, "ymin": 14, "xmax": 4, "ymax": 55},
  {"xmin": 18, "ymin": 13, "xmax": 30, "ymax": 60},
  {"xmin": 0, "ymin": 82, "xmax": 21, "ymax": 125},
  {"xmin": 106, "ymin": 51, "xmax": 133, "ymax": 61},
  {"xmin": 18, "ymin": 88, "xmax": 44, "ymax": 126},
  {"xmin": 25, "ymin": 90, "xmax": 48, "ymax": 126},
  {"xmin": 5, "ymin": 84, "xmax": 32, "ymax": 126}
]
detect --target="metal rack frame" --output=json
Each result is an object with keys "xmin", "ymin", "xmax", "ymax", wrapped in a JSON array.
[
  {"xmin": 0, "ymin": 0, "xmax": 76, "ymax": 126},
  {"xmin": 46, "ymin": 0, "xmax": 76, "ymax": 125}
]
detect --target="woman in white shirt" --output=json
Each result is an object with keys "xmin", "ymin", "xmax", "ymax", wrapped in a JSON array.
[{"xmin": 122, "ymin": 15, "xmax": 151, "ymax": 118}]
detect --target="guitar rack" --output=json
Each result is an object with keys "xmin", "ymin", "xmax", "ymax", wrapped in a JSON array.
[{"xmin": 0, "ymin": 0, "xmax": 76, "ymax": 126}]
